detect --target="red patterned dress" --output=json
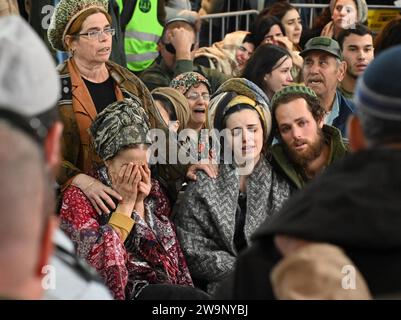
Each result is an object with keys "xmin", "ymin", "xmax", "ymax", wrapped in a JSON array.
[{"xmin": 59, "ymin": 168, "xmax": 193, "ymax": 300}]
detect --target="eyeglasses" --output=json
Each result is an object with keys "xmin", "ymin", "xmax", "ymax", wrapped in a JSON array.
[
  {"xmin": 186, "ymin": 92, "xmax": 210, "ymax": 101},
  {"xmin": 77, "ymin": 28, "xmax": 115, "ymax": 40},
  {"xmin": 164, "ymin": 42, "xmax": 196, "ymax": 54}
]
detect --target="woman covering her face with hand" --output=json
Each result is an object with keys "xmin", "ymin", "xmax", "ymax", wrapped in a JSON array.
[{"xmin": 59, "ymin": 99, "xmax": 193, "ymax": 300}]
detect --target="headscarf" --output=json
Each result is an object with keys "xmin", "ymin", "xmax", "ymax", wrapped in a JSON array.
[
  {"xmin": 151, "ymin": 87, "xmax": 191, "ymax": 132},
  {"xmin": 170, "ymin": 72, "xmax": 211, "ymax": 95},
  {"xmin": 90, "ymin": 97, "xmax": 151, "ymax": 161},
  {"xmin": 208, "ymin": 78, "xmax": 272, "ymax": 145}
]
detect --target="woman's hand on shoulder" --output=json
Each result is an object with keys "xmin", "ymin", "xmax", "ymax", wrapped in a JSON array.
[{"xmin": 72, "ymin": 173, "xmax": 122, "ymax": 215}]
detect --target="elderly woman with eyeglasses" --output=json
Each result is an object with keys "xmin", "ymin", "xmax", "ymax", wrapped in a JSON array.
[
  {"xmin": 48, "ymin": 0, "xmax": 154, "ymax": 215},
  {"xmin": 170, "ymin": 72, "xmax": 211, "ymax": 133},
  {"xmin": 169, "ymin": 72, "xmax": 212, "ymax": 161}
]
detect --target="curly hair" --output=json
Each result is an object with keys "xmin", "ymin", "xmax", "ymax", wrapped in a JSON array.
[{"xmin": 272, "ymin": 92, "xmax": 325, "ymax": 138}]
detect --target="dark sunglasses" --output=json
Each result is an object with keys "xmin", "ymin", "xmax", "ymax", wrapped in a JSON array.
[{"xmin": 164, "ymin": 42, "xmax": 196, "ymax": 54}]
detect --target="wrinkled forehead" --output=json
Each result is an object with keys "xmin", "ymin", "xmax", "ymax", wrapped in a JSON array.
[
  {"xmin": 186, "ymin": 83, "xmax": 210, "ymax": 94},
  {"xmin": 304, "ymin": 50, "xmax": 338, "ymax": 61}
]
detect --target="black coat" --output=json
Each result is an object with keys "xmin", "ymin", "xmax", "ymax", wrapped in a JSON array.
[{"xmin": 215, "ymin": 148, "xmax": 401, "ymax": 299}]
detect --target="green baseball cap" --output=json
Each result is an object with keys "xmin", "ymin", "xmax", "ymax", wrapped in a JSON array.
[{"xmin": 300, "ymin": 36, "xmax": 343, "ymax": 60}]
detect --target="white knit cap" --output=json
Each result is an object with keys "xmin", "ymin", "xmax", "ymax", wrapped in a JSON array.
[{"xmin": 0, "ymin": 15, "xmax": 60, "ymax": 117}]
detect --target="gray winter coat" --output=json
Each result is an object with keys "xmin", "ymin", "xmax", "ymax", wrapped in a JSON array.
[{"xmin": 174, "ymin": 156, "xmax": 290, "ymax": 294}]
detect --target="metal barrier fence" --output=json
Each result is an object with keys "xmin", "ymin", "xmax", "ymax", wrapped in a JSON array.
[
  {"xmin": 199, "ymin": 3, "xmax": 401, "ymax": 46},
  {"xmin": 200, "ymin": 10, "xmax": 259, "ymax": 46}
]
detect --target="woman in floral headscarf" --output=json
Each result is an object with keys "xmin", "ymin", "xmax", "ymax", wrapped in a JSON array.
[
  {"xmin": 174, "ymin": 78, "xmax": 291, "ymax": 295},
  {"xmin": 170, "ymin": 72, "xmax": 211, "ymax": 133},
  {"xmin": 170, "ymin": 71, "xmax": 213, "ymax": 162},
  {"xmin": 59, "ymin": 98, "xmax": 193, "ymax": 300}
]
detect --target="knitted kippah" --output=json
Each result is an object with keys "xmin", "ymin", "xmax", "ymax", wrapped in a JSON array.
[
  {"xmin": 48, "ymin": 0, "xmax": 108, "ymax": 51},
  {"xmin": 270, "ymin": 85, "xmax": 318, "ymax": 109},
  {"xmin": 355, "ymin": 45, "xmax": 401, "ymax": 120},
  {"xmin": 0, "ymin": 16, "xmax": 60, "ymax": 117}
]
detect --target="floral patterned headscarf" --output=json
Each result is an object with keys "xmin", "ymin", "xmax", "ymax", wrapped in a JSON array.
[{"xmin": 170, "ymin": 72, "xmax": 211, "ymax": 95}]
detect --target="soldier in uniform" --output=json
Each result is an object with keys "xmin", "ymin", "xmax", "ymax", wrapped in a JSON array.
[{"xmin": 0, "ymin": 14, "xmax": 112, "ymax": 300}]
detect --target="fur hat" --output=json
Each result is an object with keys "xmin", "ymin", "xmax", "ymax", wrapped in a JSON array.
[
  {"xmin": 329, "ymin": 0, "xmax": 368, "ymax": 23},
  {"xmin": 48, "ymin": 0, "xmax": 108, "ymax": 51}
]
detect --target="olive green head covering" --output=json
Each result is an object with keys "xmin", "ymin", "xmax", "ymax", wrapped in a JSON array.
[
  {"xmin": 90, "ymin": 97, "xmax": 151, "ymax": 161},
  {"xmin": 151, "ymin": 87, "xmax": 191, "ymax": 132}
]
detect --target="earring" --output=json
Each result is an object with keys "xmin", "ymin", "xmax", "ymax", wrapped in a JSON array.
[{"xmin": 69, "ymin": 48, "xmax": 75, "ymax": 56}]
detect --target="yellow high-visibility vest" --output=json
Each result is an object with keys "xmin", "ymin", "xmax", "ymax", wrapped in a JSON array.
[{"xmin": 117, "ymin": 0, "xmax": 163, "ymax": 72}]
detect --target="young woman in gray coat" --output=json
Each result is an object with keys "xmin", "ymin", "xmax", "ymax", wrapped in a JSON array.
[{"xmin": 174, "ymin": 78, "xmax": 291, "ymax": 294}]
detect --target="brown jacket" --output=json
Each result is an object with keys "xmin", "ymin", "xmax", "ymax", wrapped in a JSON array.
[{"xmin": 57, "ymin": 58, "xmax": 153, "ymax": 189}]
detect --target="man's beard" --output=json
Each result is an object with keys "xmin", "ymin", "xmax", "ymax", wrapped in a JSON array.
[{"xmin": 284, "ymin": 129, "xmax": 325, "ymax": 168}]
